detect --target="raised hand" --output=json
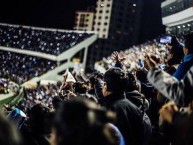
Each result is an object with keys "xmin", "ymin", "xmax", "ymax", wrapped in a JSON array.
[
  {"xmin": 159, "ymin": 101, "xmax": 179, "ymax": 124},
  {"xmin": 111, "ymin": 51, "xmax": 125, "ymax": 62},
  {"xmin": 145, "ymin": 53, "xmax": 159, "ymax": 69}
]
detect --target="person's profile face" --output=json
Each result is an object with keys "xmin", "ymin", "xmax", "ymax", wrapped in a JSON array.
[
  {"xmin": 50, "ymin": 129, "xmax": 57, "ymax": 145},
  {"xmin": 102, "ymin": 82, "xmax": 109, "ymax": 97}
]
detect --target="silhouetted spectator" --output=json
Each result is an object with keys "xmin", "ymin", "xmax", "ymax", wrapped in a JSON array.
[{"xmin": 51, "ymin": 98, "xmax": 125, "ymax": 145}]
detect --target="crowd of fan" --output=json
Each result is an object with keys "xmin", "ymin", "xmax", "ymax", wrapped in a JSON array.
[
  {"xmin": 0, "ymin": 79, "xmax": 9, "ymax": 94},
  {"xmin": 0, "ymin": 24, "xmax": 92, "ymax": 55},
  {"xmin": 0, "ymin": 31, "xmax": 193, "ymax": 145},
  {"xmin": 18, "ymin": 82, "xmax": 62, "ymax": 111},
  {"xmin": 0, "ymin": 51, "xmax": 57, "ymax": 85},
  {"xmin": 100, "ymin": 42, "xmax": 161, "ymax": 70},
  {"xmin": 0, "ymin": 78, "xmax": 19, "ymax": 94}
]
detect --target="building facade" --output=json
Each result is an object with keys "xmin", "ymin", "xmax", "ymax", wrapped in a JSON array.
[
  {"xmin": 86, "ymin": 0, "xmax": 144, "ymax": 72},
  {"xmin": 93, "ymin": 0, "xmax": 113, "ymax": 39},
  {"xmin": 74, "ymin": 11, "xmax": 94, "ymax": 31},
  {"xmin": 161, "ymin": 0, "xmax": 193, "ymax": 35}
]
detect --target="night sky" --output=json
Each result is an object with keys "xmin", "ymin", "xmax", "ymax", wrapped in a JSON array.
[
  {"xmin": 0, "ymin": 0, "xmax": 164, "ymax": 43},
  {"xmin": 0, "ymin": 0, "xmax": 97, "ymax": 29}
]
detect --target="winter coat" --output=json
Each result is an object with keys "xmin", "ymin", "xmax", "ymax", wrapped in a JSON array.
[
  {"xmin": 100, "ymin": 93, "xmax": 144, "ymax": 145},
  {"xmin": 147, "ymin": 65, "xmax": 193, "ymax": 107}
]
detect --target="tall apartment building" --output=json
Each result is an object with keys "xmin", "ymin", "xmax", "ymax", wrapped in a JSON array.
[
  {"xmin": 93, "ymin": 0, "xmax": 113, "ymax": 39},
  {"xmin": 86, "ymin": 0, "xmax": 144, "ymax": 71},
  {"xmin": 74, "ymin": 11, "xmax": 94, "ymax": 31},
  {"xmin": 161, "ymin": 0, "xmax": 193, "ymax": 35}
]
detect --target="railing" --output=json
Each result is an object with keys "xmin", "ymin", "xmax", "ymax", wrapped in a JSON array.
[{"xmin": 162, "ymin": 0, "xmax": 192, "ymax": 17}]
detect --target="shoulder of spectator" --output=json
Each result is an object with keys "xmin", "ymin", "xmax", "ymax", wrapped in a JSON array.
[
  {"xmin": 172, "ymin": 108, "xmax": 193, "ymax": 126},
  {"xmin": 147, "ymin": 66, "xmax": 161, "ymax": 79}
]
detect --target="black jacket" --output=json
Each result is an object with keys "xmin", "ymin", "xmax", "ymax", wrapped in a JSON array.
[
  {"xmin": 126, "ymin": 90, "xmax": 144, "ymax": 109},
  {"xmin": 126, "ymin": 90, "xmax": 152, "ymax": 145},
  {"xmin": 100, "ymin": 93, "xmax": 144, "ymax": 145}
]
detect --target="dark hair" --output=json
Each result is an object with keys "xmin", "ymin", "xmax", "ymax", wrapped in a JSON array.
[
  {"xmin": 0, "ymin": 113, "xmax": 21, "ymax": 145},
  {"xmin": 126, "ymin": 72, "xmax": 138, "ymax": 92},
  {"xmin": 167, "ymin": 35, "xmax": 184, "ymax": 65},
  {"xmin": 28, "ymin": 104, "xmax": 53, "ymax": 134},
  {"xmin": 88, "ymin": 72, "xmax": 104, "ymax": 88},
  {"xmin": 136, "ymin": 69, "xmax": 147, "ymax": 83},
  {"xmin": 184, "ymin": 31, "xmax": 193, "ymax": 53},
  {"xmin": 94, "ymin": 71, "xmax": 104, "ymax": 80},
  {"xmin": 104, "ymin": 67, "xmax": 128, "ymax": 94},
  {"xmin": 52, "ymin": 97, "xmax": 63, "ymax": 110},
  {"xmin": 74, "ymin": 82, "xmax": 87, "ymax": 94},
  {"xmin": 170, "ymin": 35, "xmax": 180, "ymax": 47},
  {"xmin": 88, "ymin": 75, "xmax": 96, "ymax": 87},
  {"xmin": 53, "ymin": 98, "xmax": 117, "ymax": 145},
  {"xmin": 169, "ymin": 43, "xmax": 184, "ymax": 65}
]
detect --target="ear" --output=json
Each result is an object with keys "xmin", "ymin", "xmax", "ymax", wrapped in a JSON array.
[
  {"xmin": 183, "ymin": 48, "xmax": 188, "ymax": 55},
  {"xmin": 104, "ymin": 86, "xmax": 112, "ymax": 96},
  {"xmin": 103, "ymin": 83, "xmax": 107, "ymax": 91}
]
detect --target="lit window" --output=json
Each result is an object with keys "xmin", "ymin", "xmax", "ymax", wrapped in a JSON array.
[{"xmin": 133, "ymin": 4, "xmax": 136, "ymax": 7}]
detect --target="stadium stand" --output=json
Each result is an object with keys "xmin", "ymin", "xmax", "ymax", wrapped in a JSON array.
[
  {"xmin": 0, "ymin": 51, "xmax": 57, "ymax": 85},
  {"xmin": 0, "ymin": 24, "xmax": 93, "ymax": 55},
  {"xmin": 0, "ymin": 23, "xmax": 97, "ymax": 86}
]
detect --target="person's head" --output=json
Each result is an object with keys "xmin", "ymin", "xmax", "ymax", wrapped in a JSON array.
[
  {"xmin": 136, "ymin": 69, "xmax": 148, "ymax": 83},
  {"xmin": 52, "ymin": 97, "xmax": 63, "ymax": 111},
  {"xmin": 28, "ymin": 103, "xmax": 53, "ymax": 134},
  {"xmin": 51, "ymin": 98, "xmax": 119, "ymax": 145},
  {"xmin": 184, "ymin": 31, "xmax": 193, "ymax": 55},
  {"xmin": 102, "ymin": 67, "xmax": 127, "ymax": 96},
  {"xmin": 126, "ymin": 72, "xmax": 138, "ymax": 92},
  {"xmin": 74, "ymin": 81, "xmax": 87, "ymax": 94},
  {"xmin": 88, "ymin": 75, "xmax": 96, "ymax": 89},
  {"xmin": 167, "ymin": 35, "xmax": 184, "ymax": 65},
  {"xmin": 169, "ymin": 35, "xmax": 180, "ymax": 47},
  {"xmin": 0, "ymin": 112, "xmax": 21, "ymax": 145}
]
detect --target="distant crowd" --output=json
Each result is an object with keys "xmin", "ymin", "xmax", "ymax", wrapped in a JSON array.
[
  {"xmin": 0, "ymin": 78, "xmax": 19, "ymax": 94},
  {"xmin": 0, "ymin": 51, "xmax": 57, "ymax": 85},
  {"xmin": 0, "ymin": 24, "xmax": 92, "ymax": 55}
]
